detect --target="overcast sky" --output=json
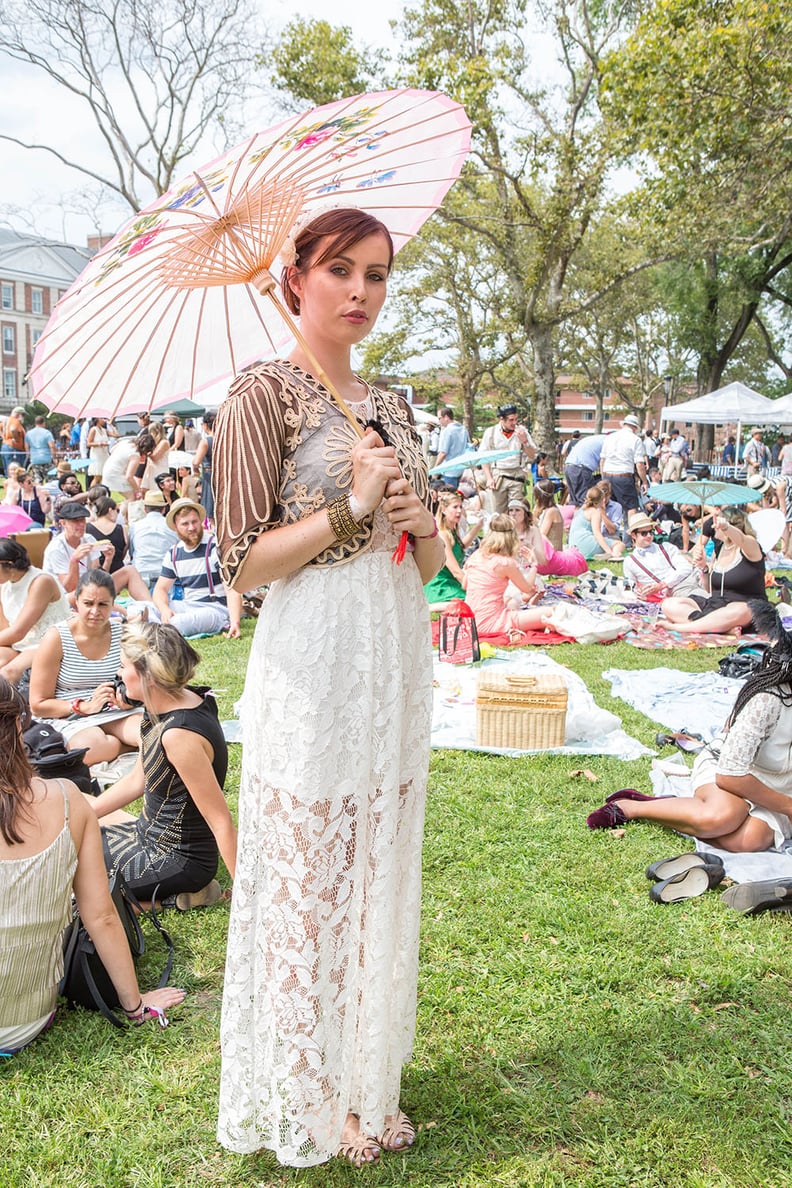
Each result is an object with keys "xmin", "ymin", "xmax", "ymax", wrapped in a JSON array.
[{"xmin": 0, "ymin": 0, "xmax": 405, "ymax": 246}]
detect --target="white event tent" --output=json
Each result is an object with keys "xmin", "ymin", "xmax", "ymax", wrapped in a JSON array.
[{"xmin": 660, "ymin": 381, "xmax": 781, "ymax": 461}]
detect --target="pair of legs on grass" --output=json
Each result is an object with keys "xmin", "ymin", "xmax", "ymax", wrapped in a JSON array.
[
  {"xmin": 609, "ymin": 781, "xmax": 774, "ymax": 852},
  {"xmin": 659, "ymin": 595, "xmax": 753, "ymax": 635},
  {"xmin": 69, "ymin": 713, "xmax": 141, "ymax": 767}
]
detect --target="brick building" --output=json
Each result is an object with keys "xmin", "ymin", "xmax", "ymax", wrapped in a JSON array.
[
  {"xmin": 0, "ymin": 229, "xmax": 91, "ymax": 413},
  {"xmin": 554, "ymin": 376, "xmax": 665, "ymax": 441}
]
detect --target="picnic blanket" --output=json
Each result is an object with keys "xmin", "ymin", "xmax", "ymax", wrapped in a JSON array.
[
  {"xmin": 650, "ymin": 757, "xmax": 792, "ymax": 884},
  {"xmin": 623, "ymin": 612, "xmax": 765, "ymax": 650},
  {"xmin": 604, "ymin": 666, "xmax": 743, "ymax": 741},
  {"xmin": 432, "ymin": 649, "xmax": 650, "ymax": 759}
]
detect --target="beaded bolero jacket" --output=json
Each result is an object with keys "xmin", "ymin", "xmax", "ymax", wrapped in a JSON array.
[{"xmin": 213, "ymin": 360, "xmax": 429, "ymax": 586}]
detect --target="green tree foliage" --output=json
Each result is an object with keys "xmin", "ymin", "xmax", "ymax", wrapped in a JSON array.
[
  {"xmin": 395, "ymin": 0, "xmax": 648, "ymax": 450},
  {"xmin": 268, "ymin": 18, "xmax": 388, "ymax": 110},
  {"xmin": 601, "ymin": 0, "xmax": 792, "ymax": 250}
]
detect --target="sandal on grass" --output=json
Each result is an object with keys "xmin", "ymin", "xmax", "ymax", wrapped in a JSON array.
[
  {"xmin": 377, "ymin": 1108, "xmax": 416, "ymax": 1152},
  {"xmin": 337, "ymin": 1120, "xmax": 380, "ymax": 1168}
]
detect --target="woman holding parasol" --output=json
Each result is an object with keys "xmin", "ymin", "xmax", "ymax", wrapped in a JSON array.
[{"xmin": 213, "ymin": 207, "xmax": 444, "ymax": 1167}]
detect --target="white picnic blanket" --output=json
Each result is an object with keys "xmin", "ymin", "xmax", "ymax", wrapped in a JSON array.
[
  {"xmin": 432, "ymin": 650, "xmax": 650, "ymax": 759},
  {"xmin": 604, "ymin": 666, "xmax": 743, "ymax": 741}
]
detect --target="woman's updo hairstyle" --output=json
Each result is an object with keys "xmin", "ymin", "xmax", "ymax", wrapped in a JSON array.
[
  {"xmin": 533, "ymin": 479, "xmax": 557, "ymax": 510},
  {"xmin": 93, "ymin": 496, "xmax": 117, "ymax": 517},
  {"xmin": 480, "ymin": 514, "xmax": 520, "ymax": 558},
  {"xmin": 0, "ymin": 537, "xmax": 31, "ymax": 572},
  {"xmin": 583, "ymin": 486, "xmax": 605, "ymax": 510},
  {"xmin": 121, "ymin": 621, "xmax": 199, "ymax": 696},
  {"xmin": 135, "ymin": 432, "xmax": 155, "ymax": 455},
  {"xmin": 76, "ymin": 568, "xmax": 115, "ymax": 599},
  {"xmin": 281, "ymin": 208, "xmax": 395, "ymax": 316}
]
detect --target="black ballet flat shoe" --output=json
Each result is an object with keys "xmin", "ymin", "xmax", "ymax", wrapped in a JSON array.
[
  {"xmin": 650, "ymin": 866, "xmax": 711, "ymax": 904},
  {"xmin": 646, "ymin": 852, "xmax": 725, "ymax": 886},
  {"xmin": 721, "ymin": 879, "xmax": 792, "ymax": 916}
]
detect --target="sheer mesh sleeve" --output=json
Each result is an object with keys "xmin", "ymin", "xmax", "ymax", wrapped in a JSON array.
[
  {"xmin": 213, "ymin": 366, "xmax": 287, "ymax": 587},
  {"xmin": 718, "ymin": 692, "xmax": 782, "ymax": 777}
]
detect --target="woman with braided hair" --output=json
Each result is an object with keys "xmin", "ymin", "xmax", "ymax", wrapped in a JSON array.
[{"xmin": 587, "ymin": 600, "xmax": 792, "ymax": 851}]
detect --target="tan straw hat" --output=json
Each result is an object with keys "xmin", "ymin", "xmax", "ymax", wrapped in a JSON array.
[
  {"xmin": 165, "ymin": 496, "xmax": 207, "ymax": 530},
  {"xmin": 627, "ymin": 511, "xmax": 656, "ymax": 534}
]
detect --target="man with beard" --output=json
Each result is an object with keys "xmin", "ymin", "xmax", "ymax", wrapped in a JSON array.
[
  {"xmin": 151, "ymin": 498, "xmax": 241, "ymax": 639},
  {"xmin": 52, "ymin": 470, "xmax": 90, "ymax": 525}
]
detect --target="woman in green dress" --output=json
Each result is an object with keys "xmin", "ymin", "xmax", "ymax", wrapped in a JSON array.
[{"xmin": 424, "ymin": 492, "xmax": 482, "ymax": 608}]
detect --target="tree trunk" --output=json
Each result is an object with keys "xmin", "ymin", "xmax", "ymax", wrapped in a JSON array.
[{"xmin": 530, "ymin": 324, "xmax": 557, "ymax": 453}]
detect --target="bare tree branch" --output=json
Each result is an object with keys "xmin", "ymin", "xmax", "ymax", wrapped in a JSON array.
[{"xmin": 0, "ymin": 0, "xmax": 266, "ymax": 211}]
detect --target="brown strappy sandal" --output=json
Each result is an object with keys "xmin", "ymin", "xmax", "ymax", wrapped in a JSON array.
[
  {"xmin": 337, "ymin": 1116, "xmax": 381, "ymax": 1168},
  {"xmin": 377, "ymin": 1108, "xmax": 416, "ymax": 1152}
]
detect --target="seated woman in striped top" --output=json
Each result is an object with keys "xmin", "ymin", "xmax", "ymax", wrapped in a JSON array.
[{"xmin": 29, "ymin": 569, "xmax": 142, "ymax": 767}]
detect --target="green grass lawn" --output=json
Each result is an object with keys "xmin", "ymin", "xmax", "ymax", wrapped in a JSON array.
[{"xmin": 4, "ymin": 620, "xmax": 792, "ymax": 1187}]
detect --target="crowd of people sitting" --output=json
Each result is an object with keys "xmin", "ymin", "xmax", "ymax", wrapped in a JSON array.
[
  {"xmin": 0, "ymin": 410, "xmax": 244, "ymax": 1053},
  {"xmin": 2, "ymin": 399, "xmax": 789, "ymax": 1062},
  {"xmin": 424, "ymin": 409, "xmax": 787, "ymax": 648}
]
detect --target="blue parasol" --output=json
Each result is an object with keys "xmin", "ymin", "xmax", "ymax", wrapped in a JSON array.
[
  {"xmin": 429, "ymin": 448, "xmax": 513, "ymax": 476},
  {"xmin": 647, "ymin": 479, "xmax": 754, "ymax": 508}
]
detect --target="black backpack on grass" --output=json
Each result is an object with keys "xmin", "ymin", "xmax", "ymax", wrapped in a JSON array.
[{"xmin": 60, "ymin": 839, "xmax": 175, "ymax": 1028}]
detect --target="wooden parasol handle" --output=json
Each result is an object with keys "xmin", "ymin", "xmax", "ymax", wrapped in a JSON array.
[{"xmin": 254, "ymin": 273, "xmax": 364, "ymax": 439}]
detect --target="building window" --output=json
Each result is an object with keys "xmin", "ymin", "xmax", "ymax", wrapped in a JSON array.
[
  {"xmin": 1, "ymin": 284, "xmax": 12, "ymax": 311},
  {"xmin": 32, "ymin": 328, "xmax": 42, "ymax": 348},
  {"xmin": 3, "ymin": 369, "xmax": 16, "ymax": 401},
  {"xmin": 582, "ymin": 411, "xmax": 594, "ymax": 421},
  {"xmin": 31, "ymin": 287, "xmax": 43, "ymax": 315},
  {"xmin": 2, "ymin": 326, "xmax": 14, "ymax": 354}
]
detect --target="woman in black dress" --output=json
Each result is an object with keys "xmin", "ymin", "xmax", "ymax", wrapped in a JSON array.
[
  {"xmin": 660, "ymin": 507, "xmax": 767, "ymax": 633},
  {"xmin": 90, "ymin": 621, "xmax": 237, "ymax": 908},
  {"xmin": 85, "ymin": 497, "xmax": 128, "ymax": 573}
]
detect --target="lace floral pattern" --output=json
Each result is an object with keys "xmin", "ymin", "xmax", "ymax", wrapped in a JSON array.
[
  {"xmin": 217, "ymin": 512, "xmax": 433, "ymax": 1166},
  {"xmin": 213, "ymin": 360, "xmax": 428, "ymax": 584}
]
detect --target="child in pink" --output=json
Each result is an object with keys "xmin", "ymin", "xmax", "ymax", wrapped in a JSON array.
[{"xmin": 463, "ymin": 515, "xmax": 551, "ymax": 636}]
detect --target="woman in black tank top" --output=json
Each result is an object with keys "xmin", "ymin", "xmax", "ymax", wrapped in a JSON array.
[
  {"xmin": 659, "ymin": 507, "xmax": 768, "ymax": 634},
  {"xmin": 93, "ymin": 621, "xmax": 237, "ymax": 906}
]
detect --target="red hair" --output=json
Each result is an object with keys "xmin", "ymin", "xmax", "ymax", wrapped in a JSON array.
[{"xmin": 281, "ymin": 208, "xmax": 394, "ymax": 315}]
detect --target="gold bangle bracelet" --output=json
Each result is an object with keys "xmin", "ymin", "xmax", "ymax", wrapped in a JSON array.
[{"xmin": 327, "ymin": 495, "xmax": 360, "ymax": 542}]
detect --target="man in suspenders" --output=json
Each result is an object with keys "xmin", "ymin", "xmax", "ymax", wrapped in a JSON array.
[{"xmin": 623, "ymin": 511, "xmax": 704, "ymax": 600}]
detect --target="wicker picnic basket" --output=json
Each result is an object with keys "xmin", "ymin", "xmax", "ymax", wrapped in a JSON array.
[{"xmin": 476, "ymin": 672, "xmax": 568, "ymax": 750}]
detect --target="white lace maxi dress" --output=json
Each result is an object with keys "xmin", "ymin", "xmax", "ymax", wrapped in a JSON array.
[{"xmin": 214, "ymin": 362, "xmax": 433, "ymax": 1166}]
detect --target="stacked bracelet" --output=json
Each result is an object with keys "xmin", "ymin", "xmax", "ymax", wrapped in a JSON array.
[
  {"xmin": 415, "ymin": 522, "xmax": 439, "ymax": 540},
  {"xmin": 122, "ymin": 1000, "xmax": 144, "ymax": 1021},
  {"xmin": 327, "ymin": 494, "xmax": 362, "ymax": 542}
]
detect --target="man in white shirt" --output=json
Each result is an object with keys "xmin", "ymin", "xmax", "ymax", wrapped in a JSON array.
[
  {"xmin": 435, "ymin": 407, "xmax": 471, "ymax": 489},
  {"xmin": 743, "ymin": 428, "xmax": 771, "ymax": 476},
  {"xmin": 128, "ymin": 489, "xmax": 178, "ymax": 588},
  {"xmin": 479, "ymin": 403, "xmax": 537, "ymax": 513},
  {"xmin": 43, "ymin": 500, "xmax": 150, "ymax": 601},
  {"xmin": 661, "ymin": 428, "xmax": 689, "ymax": 481},
  {"xmin": 599, "ymin": 414, "xmax": 647, "ymax": 538},
  {"xmin": 623, "ymin": 511, "xmax": 702, "ymax": 600}
]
